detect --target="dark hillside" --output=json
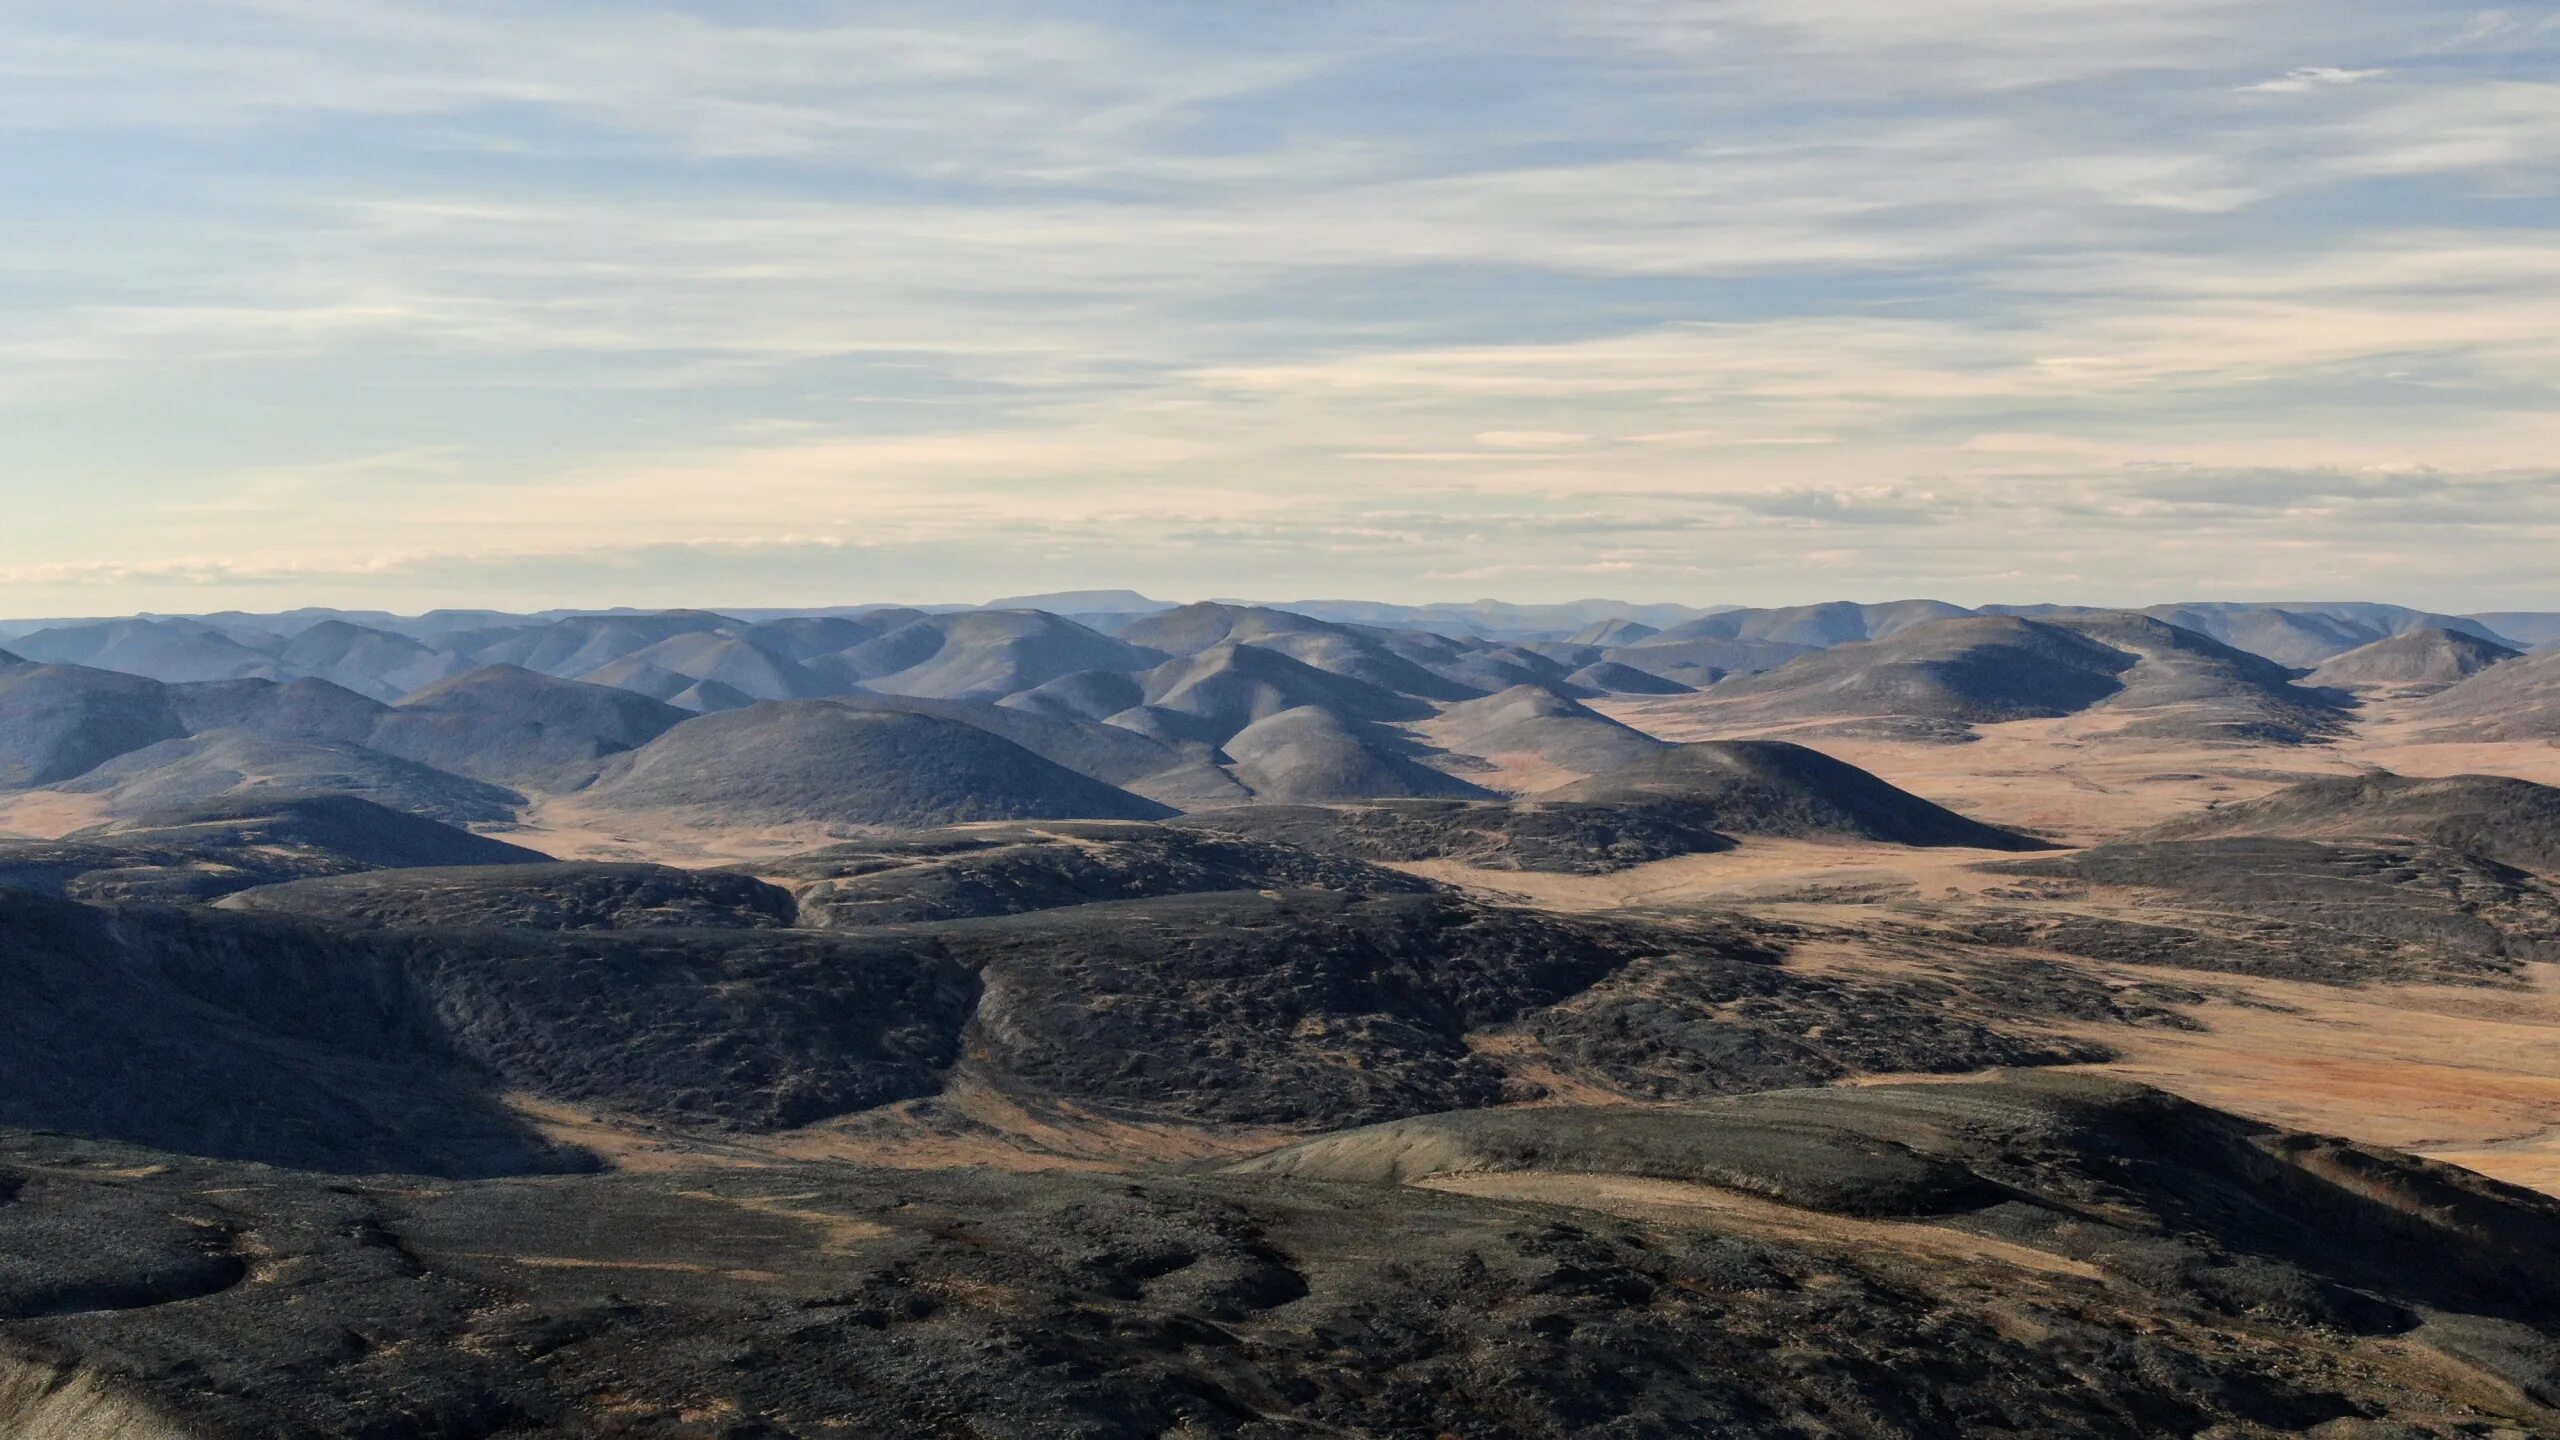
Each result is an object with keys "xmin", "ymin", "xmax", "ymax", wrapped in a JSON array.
[{"xmin": 582, "ymin": 702, "xmax": 1175, "ymax": 826}]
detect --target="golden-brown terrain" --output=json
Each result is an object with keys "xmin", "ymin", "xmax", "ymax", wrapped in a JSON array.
[{"xmin": 1537, "ymin": 691, "xmax": 2560, "ymax": 1196}]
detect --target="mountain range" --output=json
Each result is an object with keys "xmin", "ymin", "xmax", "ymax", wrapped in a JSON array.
[{"xmin": 3, "ymin": 597, "xmax": 2554, "ymax": 844}]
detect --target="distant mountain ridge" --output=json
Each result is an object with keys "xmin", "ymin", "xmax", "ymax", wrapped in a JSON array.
[
  {"xmin": 6, "ymin": 596, "xmax": 2550, "ymax": 658},
  {"xmin": 0, "ymin": 595, "xmax": 2552, "ymax": 833}
]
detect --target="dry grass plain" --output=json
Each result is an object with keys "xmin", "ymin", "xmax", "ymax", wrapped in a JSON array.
[{"xmin": 1562, "ymin": 691, "xmax": 2560, "ymax": 1196}]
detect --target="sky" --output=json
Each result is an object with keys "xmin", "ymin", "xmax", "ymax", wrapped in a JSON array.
[{"xmin": 3, "ymin": 1, "xmax": 2558, "ymax": 616}]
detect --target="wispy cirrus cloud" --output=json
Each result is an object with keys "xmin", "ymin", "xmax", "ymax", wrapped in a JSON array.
[
  {"xmin": 1, "ymin": 2, "xmax": 2557, "ymax": 613},
  {"xmin": 2243, "ymin": 66, "xmax": 2389, "ymax": 94}
]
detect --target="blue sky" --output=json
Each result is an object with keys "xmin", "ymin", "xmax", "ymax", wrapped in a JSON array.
[{"xmin": 4, "ymin": 1, "xmax": 2558, "ymax": 614}]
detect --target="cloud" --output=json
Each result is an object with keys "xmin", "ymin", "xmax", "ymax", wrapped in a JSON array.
[
  {"xmin": 2242, "ymin": 66, "xmax": 2388, "ymax": 94},
  {"xmin": 1, "ymin": 2, "xmax": 2558, "ymax": 613},
  {"xmin": 1558, "ymin": 0, "xmax": 2280, "ymax": 96},
  {"xmin": 1724, "ymin": 487, "xmax": 1950, "ymax": 525},
  {"xmin": 1472, "ymin": 430, "xmax": 1593, "ymax": 449},
  {"xmin": 10, "ymin": 455, "xmax": 2557, "ymax": 614},
  {"xmin": 0, "ymin": 3, "xmax": 1333, "ymax": 170},
  {"xmin": 2326, "ymin": 80, "xmax": 2560, "ymax": 180}
]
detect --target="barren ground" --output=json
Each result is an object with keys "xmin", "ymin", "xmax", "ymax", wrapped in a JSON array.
[{"xmin": 1558, "ymin": 692, "xmax": 2560, "ymax": 1196}]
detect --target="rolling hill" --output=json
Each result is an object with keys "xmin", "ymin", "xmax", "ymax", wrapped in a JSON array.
[
  {"xmin": 2045, "ymin": 612, "xmax": 2350, "ymax": 743},
  {"xmin": 461, "ymin": 610, "xmax": 737, "ymax": 678},
  {"xmin": 2468, "ymin": 611, "xmax": 2560, "ymax": 648},
  {"xmin": 581, "ymin": 702, "xmax": 1176, "ymax": 826},
  {"xmin": 1701, "ymin": 615, "xmax": 2135, "ymax": 728},
  {"xmin": 1565, "ymin": 658, "xmax": 1694, "ymax": 695},
  {"xmin": 1567, "ymin": 618, "xmax": 1659, "ymax": 646},
  {"xmin": 580, "ymin": 630, "xmax": 818, "ymax": 703},
  {"xmin": 2407, "ymin": 647, "xmax": 2560, "ymax": 740},
  {"xmin": 1645, "ymin": 599, "xmax": 1974, "ymax": 650},
  {"xmin": 1222, "ymin": 705, "xmax": 1492, "ymax": 804},
  {"xmin": 2144, "ymin": 601, "xmax": 2513, "ymax": 666},
  {"xmin": 1584, "ymin": 633, "xmax": 1815, "ymax": 686},
  {"xmin": 274, "ymin": 619, "xmax": 469, "ymax": 700},
  {"xmin": 1128, "ymin": 640, "xmax": 1431, "ymax": 744},
  {"xmin": 823, "ymin": 692, "xmax": 1249, "ymax": 809},
  {"xmin": 54, "ymin": 728, "xmax": 526, "ymax": 826},
  {"xmin": 6, "ymin": 617, "xmax": 284, "ymax": 684},
  {"xmin": 1550, "ymin": 739, "xmax": 2050, "ymax": 849},
  {"xmin": 997, "ymin": 667, "xmax": 1146, "ymax": 721},
  {"xmin": 368, "ymin": 666, "xmax": 689, "ymax": 788},
  {"xmin": 0, "ymin": 662, "xmax": 189, "ymax": 787},
  {"xmin": 1121, "ymin": 603, "xmax": 1480, "ymax": 700},
  {"xmin": 2140, "ymin": 770, "xmax": 2560, "ymax": 876},
  {"xmin": 163, "ymin": 675, "xmax": 389, "ymax": 744},
  {"xmin": 1418, "ymin": 684, "xmax": 1667, "ymax": 788},
  {"xmin": 2304, "ymin": 626, "xmax": 2521, "ymax": 693},
  {"xmin": 1687, "ymin": 613, "xmax": 2350, "ymax": 744},
  {"xmin": 826, "ymin": 610, "xmax": 1162, "ymax": 701}
]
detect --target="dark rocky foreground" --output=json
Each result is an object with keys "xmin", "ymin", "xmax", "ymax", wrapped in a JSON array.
[
  {"xmin": 5, "ymin": 1075, "xmax": 2558, "ymax": 1437},
  {"xmin": 8, "ymin": 763, "xmax": 2560, "ymax": 1435},
  {"xmin": 742, "ymin": 820, "xmax": 1438, "ymax": 926},
  {"xmin": 219, "ymin": 861, "xmax": 803, "ymax": 932},
  {"xmin": 0, "ymin": 794, "xmax": 548, "ymax": 904},
  {"xmin": 0, "ymin": 880, "xmax": 2099, "ymax": 1170},
  {"xmin": 1173, "ymin": 797, "xmax": 1741, "ymax": 874}
]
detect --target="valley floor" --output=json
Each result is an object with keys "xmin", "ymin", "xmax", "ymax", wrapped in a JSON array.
[{"xmin": 1427, "ymin": 696, "xmax": 2560, "ymax": 1198}]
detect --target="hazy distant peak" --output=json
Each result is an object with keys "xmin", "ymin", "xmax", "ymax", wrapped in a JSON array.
[{"xmin": 982, "ymin": 589, "xmax": 1174, "ymax": 614}]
